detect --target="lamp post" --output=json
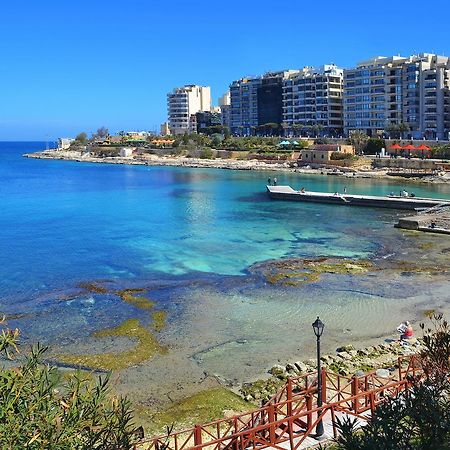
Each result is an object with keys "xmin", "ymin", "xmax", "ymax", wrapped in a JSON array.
[{"xmin": 312, "ymin": 316, "xmax": 325, "ymax": 437}]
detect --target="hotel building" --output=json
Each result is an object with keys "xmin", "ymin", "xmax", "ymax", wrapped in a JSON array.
[
  {"xmin": 344, "ymin": 53, "xmax": 450, "ymax": 139},
  {"xmin": 282, "ymin": 64, "xmax": 344, "ymax": 137},
  {"xmin": 167, "ymin": 85, "xmax": 211, "ymax": 135}
]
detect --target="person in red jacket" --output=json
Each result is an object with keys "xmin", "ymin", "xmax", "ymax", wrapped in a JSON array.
[{"xmin": 397, "ymin": 321, "xmax": 413, "ymax": 340}]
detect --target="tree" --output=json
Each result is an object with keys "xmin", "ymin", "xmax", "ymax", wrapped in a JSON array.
[
  {"xmin": 348, "ymin": 130, "xmax": 369, "ymax": 155},
  {"xmin": 0, "ymin": 318, "xmax": 140, "ymax": 449},
  {"xmin": 93, "ymin": 127, "xmax": 109, "ymax": 140},
  {"xmin": 364, "ymin": 137, "xmax": 385, "ymax": 155},
  {"xmin": 334, "ymin": 315, "xmax": 450, "ymax": 450},
  {"xmin": 75, "ymin": 132, "xmax": 88, "ymax": 144}
]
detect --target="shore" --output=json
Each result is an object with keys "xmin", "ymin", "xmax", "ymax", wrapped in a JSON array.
[{"xmin": 24, "ymin": 149, "xmax": 450, "ymax": 184}]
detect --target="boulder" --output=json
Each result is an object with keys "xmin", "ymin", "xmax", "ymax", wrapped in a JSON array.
[
  {"xmin": 375, "ymin": 368, "xmax": 390, "ymax": 378},
  {"xmin": 336, "ymin": 344, "xmax": 355, "ymax": 353},
  {"xmin": 294, "ymin": 361, "xmax": 310, "ymax": 373}
]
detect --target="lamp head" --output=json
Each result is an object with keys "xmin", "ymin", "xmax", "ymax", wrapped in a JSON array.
[{"xmin": 312, "ymin": 316, "xmax": 325, "ymax": 338}]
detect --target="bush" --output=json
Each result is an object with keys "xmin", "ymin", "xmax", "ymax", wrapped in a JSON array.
[
  {"xmin": 200, "ymin": 148, "xmax": 214, "ymax": 159},
  {"xmin": 0, "ymin": 319, "xmax": 139, "ymax": 449},
  {"xmin": 330, "ymin": 152, "xmax": 353, "ymax": 160}
]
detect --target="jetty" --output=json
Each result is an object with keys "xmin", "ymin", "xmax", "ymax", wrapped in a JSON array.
[
  {"xmin": 266, "ymin": 185, "xmax": 450, "ymax": 211},
  {"xmin": 395, "ymin": 205, "xmax": 450, "ymax": 234}
]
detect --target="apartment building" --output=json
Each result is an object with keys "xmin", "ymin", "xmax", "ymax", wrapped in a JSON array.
[
  {"xmin": 219, "ymin": 92, "xmax": 231, "ymax": 130},
  {"xmin": 344, "ymin": 54, "xmax": 450, "ymax": 139},
  {"xmin": 229, "ymin": 77, "xmax": 261, "ymax": 135},
  {"xmin": 282, "ymin": 65, "xmax": 344, "ymax": 137},
  {"xmin": 229, "ymin": 71, "xmax": 298, "ymax": 135},
  {"xmin": 167, "ymin": 85, "xmax": 211, "ymax": 135}
]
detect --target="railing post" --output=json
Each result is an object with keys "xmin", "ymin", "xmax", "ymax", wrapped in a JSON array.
[
  {"xmin": 351, "ymin": 376, "xmax": 359, "ymax": 413},
  {"xmin": 306, "ymin": 394, "xmax": 313, "ymax": 429},
  {"xmin": 287, "ymin": 378, "xmax": 293, "ymax": 417},
  {"xmin": 194, "ymin": 425, "xmax": 202, "ymax": 450},
  {"xmin": 321, "ymin": 367, "xmax": 327, "ymax": 404},
  {"xmin": 268, "ymin": 403, "xmax": 276, "ymax": 443}
]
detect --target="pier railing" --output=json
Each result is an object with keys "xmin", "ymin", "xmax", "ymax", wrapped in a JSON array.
[{"xmin": 136, "ymin": 355, "xmax": 422, "ymax": 450}]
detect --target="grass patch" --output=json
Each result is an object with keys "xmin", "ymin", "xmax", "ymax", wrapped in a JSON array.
[
  {"xmin": 137, "ymin": 388, "xmax": 254, "ymax": 436},
  {"xmin": 56, "ymin": 319, "xmax": 167, "ymax": 371}
]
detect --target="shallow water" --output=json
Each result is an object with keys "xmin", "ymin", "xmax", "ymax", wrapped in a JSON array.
[{"xmin": 1, "ymin": 142, "xmax": 450, "ymax": 406}]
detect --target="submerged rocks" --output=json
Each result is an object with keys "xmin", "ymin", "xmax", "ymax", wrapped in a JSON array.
[{"xmin": 248, "ymin": 257, "xmax": 374, "ymax": 287}]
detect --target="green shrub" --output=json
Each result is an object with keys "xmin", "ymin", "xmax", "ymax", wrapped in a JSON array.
[{"xmin": 0, "ymin": 320, "xmax": 139, "ymax": 449}]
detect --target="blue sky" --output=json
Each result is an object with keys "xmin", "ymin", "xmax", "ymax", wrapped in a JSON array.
[{"xmin": 1, "ymin": 0, "xmax": 449, "ymax": 140}]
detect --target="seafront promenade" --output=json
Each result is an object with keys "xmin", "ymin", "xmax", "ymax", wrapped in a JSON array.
[{"xmin": 23, "ymin": 149, "xmax": 450, "ymax": 184}]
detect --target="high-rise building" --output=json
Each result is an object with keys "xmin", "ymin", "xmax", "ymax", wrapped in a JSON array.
[
  {"xmin": 167, "ymin": 85, "xmax": 211, "ymax": 135},
  {"xmin": 344, "ymin": 53, "xmax": 450, "ymax": 139},
  {"xmin": 218, "ymin": 92, "xmax": 231, "ymax": 130},
  {"xmin": 282, "ymin": 65, "xmax": 344, "ymax": 137},
  {"xmin": 257, "ymin": 71, "xmax": 299, "ymax": 131},
  {"xmin": 229, "ymin": 77, "xmax": 261, "ymax": 135}
]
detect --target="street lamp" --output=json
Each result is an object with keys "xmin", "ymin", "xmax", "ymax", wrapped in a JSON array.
[{"xmin": 312, "ymin": 316, "xmax": 325, "ymax": 437}]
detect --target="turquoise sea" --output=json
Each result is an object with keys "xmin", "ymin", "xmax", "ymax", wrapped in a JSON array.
[{"xmin": 2, "ymin": 142, "xmax": 450, "ymax": 394}]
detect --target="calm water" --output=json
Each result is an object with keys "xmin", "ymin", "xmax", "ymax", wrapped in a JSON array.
[{"xmin": 1, "ymin": 142, "xmax": 450, "ymax": 394}]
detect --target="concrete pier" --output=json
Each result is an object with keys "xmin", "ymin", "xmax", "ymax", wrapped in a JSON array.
[{"xmin": 266, "ymin": 185, "xmax": 450, "ymax": 211}]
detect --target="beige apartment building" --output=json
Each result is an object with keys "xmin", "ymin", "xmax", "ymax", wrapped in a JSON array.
[
  {"xmin": 344, "ymin": 53, "xmax": 450, "ymax": 140},
  {"xmin": 167, "ymin": 85, "xmax": 211, "ymax": 135},
  {"xmin": 282, "ymin": 64, "xmax": 344, "ymax": 137}
]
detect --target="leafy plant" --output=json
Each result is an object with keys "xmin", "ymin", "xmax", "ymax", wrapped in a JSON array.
[{"xmin": 0, "ymin": 318, "xmax": 140, "ymax": 449}]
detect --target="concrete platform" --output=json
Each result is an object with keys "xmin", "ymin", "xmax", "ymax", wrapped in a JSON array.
[{"xmin": 267, "ymin": 186, "xmax": 450, "ymax": 211}]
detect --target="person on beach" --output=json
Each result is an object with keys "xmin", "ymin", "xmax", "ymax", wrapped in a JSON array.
[{"xmin": 397, "ymin": 321, "xmax": 413, "ymax": 341}]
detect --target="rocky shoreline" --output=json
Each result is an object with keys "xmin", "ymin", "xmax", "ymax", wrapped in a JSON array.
[
  {"xmin": 241, "ymin": 338, "xmax": 422, "ymax": 402},
  {"xmin": 24, "ymin": 150, "xmax": 450, "ymax": 184}
]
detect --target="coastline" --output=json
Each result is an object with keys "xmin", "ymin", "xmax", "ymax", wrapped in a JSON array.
[{"xmin": 24, "ymin": 149, "xmax": 450, "ymax": 184}]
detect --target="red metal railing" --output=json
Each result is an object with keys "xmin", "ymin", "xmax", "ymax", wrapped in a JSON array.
[{"xmin": 137, "ymin": 355, "xmax": 421, "ymax": 450}]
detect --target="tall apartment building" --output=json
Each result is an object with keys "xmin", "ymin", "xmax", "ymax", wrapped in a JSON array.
[
  {"xmin": 167, "ymin": 85, "xmax": 211, "ymax": 135},
  {"xmin": 344, "ymin": 53, "xmax": 450, "ymax": 139},
  {"xmin": 229, "ymin": 77, "xmax": 261, "ymax": 135},
  {"xmin": 219, "ymin": 92, "xmax": 231, "ymax": 130},
  {"xmin": 282, "ymin": 64, "xmax": 344, "ymax": 137},
  {"xmin": 229, "ymin": 71, "xmax": 297, "ymax": 135}
]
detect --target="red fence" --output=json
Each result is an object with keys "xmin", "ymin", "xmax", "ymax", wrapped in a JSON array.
[{"xmin": 136, "ymin": 355, "xmax": 421, "ymax": 450}]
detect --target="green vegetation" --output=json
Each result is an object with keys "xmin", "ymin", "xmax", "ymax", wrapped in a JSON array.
[
  {"xmin": 117, "ymin": 288, "xmax": 155, "ymax": 311},
  {"xmin": 64, "ymin": 285, "xmax": 167, "ymax": 370},
  {"xmin": 57, "ymin": 318, "xmax": 167, "ymax": 371},
  {"xmin": 260, "ymin": 257, "xmax": 373, "ymax": 287},
  {"xmin": 141, "ymin": 388, "xmax": 253, "ymax": 435},
  {"xmin": 0, "ymin": 319, "xmax": 139, "ymax": 449},
  {"xmin": 330, "ymin": 152, "xmax": 357, "ymax": 161},
  {"xmin": 364, "ymin": 137, "xmax": 385, "ymax": 155}
]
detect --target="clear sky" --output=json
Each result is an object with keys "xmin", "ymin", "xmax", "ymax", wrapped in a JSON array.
[{"xmin": 1, "ymin": 0, "xmax": 449, "ymax": 140}]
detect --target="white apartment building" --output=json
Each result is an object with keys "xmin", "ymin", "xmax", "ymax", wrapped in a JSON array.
[
  {"xmin": 282, "ymin": 64, "xmax": 344, "ymax": 137},
  {"xmin": 167, "ymin": 85, "xmax": 211, "ymax": 135},
  {"xmin": 344, "ymin": 53, "xmax": 450, "ymax": 139},
  {"xmin": 219, "ymin": 92, "xmax": 231, "ymax": 130}
]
